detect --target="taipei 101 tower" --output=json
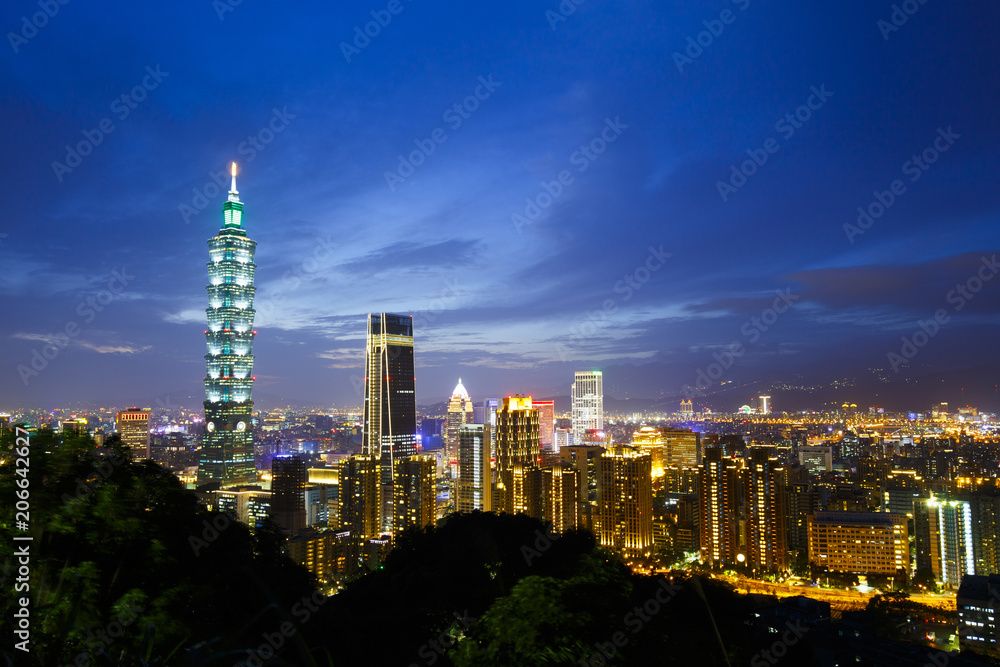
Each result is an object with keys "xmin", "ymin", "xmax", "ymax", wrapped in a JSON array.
[{"xmin": 198, "ymin": 163, "xmax": 257, "ymax": 486}]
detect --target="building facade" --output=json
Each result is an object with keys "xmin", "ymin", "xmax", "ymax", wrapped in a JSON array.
[
  {"xmin": 571, "ymin": 371, "xmax": 603, "ymax": 440},
  {"xmin": 493, "ymin": 395, "xmax": 540, "ymax": 515},
  {"xmin": 457, "ymin": 423, "xmax": 491, "ymax": 513},
  {"xmin": 807, "ymin": 511, "xmax": 909, "ymax": 576},
  {"xmin": 363, "ymin": 313, "xmax": 418, "ymax": 531},
  {"xmin": 596, "ymin": 446, "xmax": 653, "ymax": 562},
  {"xmin": 116, "ymin": 409, "xmax": 150, "ymax": 458},
  {"xmin": 200, "ymin": 164, "xmax": 257, "ymax": 486}
]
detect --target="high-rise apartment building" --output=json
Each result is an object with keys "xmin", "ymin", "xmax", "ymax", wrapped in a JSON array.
[
  {"xmin": 363, "ymin": 313, "xmax": 418, "ymax": 531},
  {"xmin": 116, "ymin": 409, "xmax": 150, "ymax": 458},
  {"xmin": 560, "ymin": 445, "xmax": 605, "ymax": 532},
  {"xmin": 744, "ymin": 448, "xmax": 787, "ymax": 571},
  {"xmin": 533, "ymin": 400, "xmax": 555, "ymax": 451},
  {"xmin": 571, "ymin": 371, "xmax": 603, "ymax": 440},
  {"xmin": 393, "ymin": 455, "xmax": 436, "ymax": 533},
  {"xmin": 272, "ymin": 455, "xmax": 307, "ymax": 534},
  {"xmin": 493, "ymin": 395, "xmax": 540, "ymax": 515},
  {"xmin": 445, "ymin": 379, "xmax": 474, "ymax": 464},
  {"xmin": 596, "ymin": 446, "xmax": 653, "ymax": 562},
  {"xmin": 807, "ymin": 511, "xmax": 908, "ymax": 576},
  {"xmin": 699, "ymin": 448, "xmax": 742, "ymax": 564},
  {"xmin": 200, "ymin": 164, "xmax": 257, "ymax": 486},
  {"xmin": 541, "ymin": 462, "xmax": 578, "ymax": 533},
  {"xmin": 338, "ymin": 454, "xmax": 380, "ymax": 541},
  {"xmin": 457, "ymin": 423, "xmax": 491, "ymax": 512}
]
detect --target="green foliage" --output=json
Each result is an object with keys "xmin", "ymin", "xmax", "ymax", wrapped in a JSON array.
[{"xmin": 0, "ymin": 430, "xmax": 316, "ymax": 666}]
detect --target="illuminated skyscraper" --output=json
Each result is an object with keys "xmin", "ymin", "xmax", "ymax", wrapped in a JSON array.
[
  {"xmin": 571, "ymin": 371, "xmax": 603, "ymax": 440},
  {"xmin": 542, "ymin": 462, "xmax": 579, "ymax": 533},
  {"xmin": 116, "ymin": 409, "xmax": 149, "ymax": 457},
  {"xmin": 699, "ymin": 448, "xmax": 742, "ymax": 564},
  {"xmin": 200, "ymin": 164, "xmax": 257, "ymax": 486},
  {"xmin": 744, "ymin": 447, "xmax": 788, "ymax": 571},
  {"xmin": 272, "ymin": 455, "xmax": 307, "ymax": 535},
  {"xmin": 445, "ymin": 378, "xmax": 474, "ymax": 465},
  {"xmin": 458, "ymin": 423, "xmax": 491, "ymax": 512},
  {"xmin": 363, "ymin": 313, "xmax": 418, "ymax": 531},
  {"xmin": 596, "ymin": 445, "xmax": 653, "ymax": 562},
  {"xmin": 533, "ymin": 400, "xmax": 555, "ymax": 451},
  {"xmin": 493, "ymin": 395, "xmax": 540, "ymax": 515},
  {"xmin": 393, "ymin": 454, "xmax": 436, "ymax": 533},
  {"xmin": 338, "ymin": 454, "xmax": 380, "ymax": 541}
]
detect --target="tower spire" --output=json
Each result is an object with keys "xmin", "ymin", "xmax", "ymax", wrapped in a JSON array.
[{"xmin": 228, "ymin": 162, "xmax": 240, "ymax": 202}]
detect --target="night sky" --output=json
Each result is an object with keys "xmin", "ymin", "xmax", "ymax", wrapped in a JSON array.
[{"xmin": 2, "ymin": 1, "xmax": 1000, "ymax": 409}]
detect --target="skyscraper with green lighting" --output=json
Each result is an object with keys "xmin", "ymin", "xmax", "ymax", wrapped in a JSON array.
[{"xmin": 199, "ymin": 164, "xmax": 257, "ymax": 486}]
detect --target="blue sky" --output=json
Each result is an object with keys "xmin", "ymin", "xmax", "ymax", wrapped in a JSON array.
[{"xmin": 2, "ymin": 0, "xmax": 999, "ymax": 409}]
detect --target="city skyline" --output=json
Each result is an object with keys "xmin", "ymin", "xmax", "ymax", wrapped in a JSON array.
[{"xmin": 3, "ymin": 2, "xmax": 1000, "ymax": 409}]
